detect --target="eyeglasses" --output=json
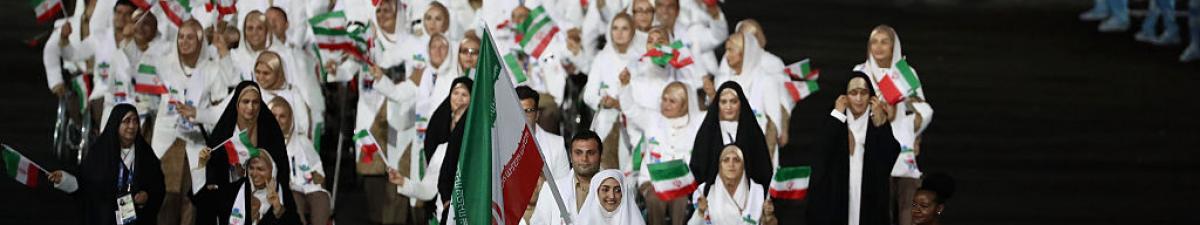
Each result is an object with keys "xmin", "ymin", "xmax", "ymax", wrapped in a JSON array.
[{"xmin": 459, "ymin": 48, "xmax": 479, "ymax": 56}]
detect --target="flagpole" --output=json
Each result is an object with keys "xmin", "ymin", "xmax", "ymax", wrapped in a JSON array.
[
  {"xmin": 59, "ymin": 0, "xmax": 70, "ymax": 21},
  {"xmin": 485, "ymin": 25, "xmax": 573, "ymax": 225}
]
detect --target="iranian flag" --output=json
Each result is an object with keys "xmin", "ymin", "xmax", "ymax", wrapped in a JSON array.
[
  {"xmin": 450, "ymin": 29, "xmax": 548, "ymax": 225},
  {"xmin": 353, "ymin": 130, "xmax": 381, "ymax": 164},
  {"xmin": 875, "ymin": 58, "xmax": 922, "ymax": 105},
  {"xmin": 768, "ymin": 166, "xmax": 811, "ymax": 200},
  {"xmin": 30, "ymin": 0, "xmax": 63, "ymax": 24},
  {"xmin": 785, "ymin": 59, "xmax": 820, "ymax": 81},
  {"xmin": 630, "ymin": 135, "xmax": 645, "ymax": 174},
  {"xmin": 3, "ymin": 145, "xmax": 45, "ymax": 188},
  {"xmin": 502, "ymin": 52, "xmax": 528, "ymax": 84},
  {"xmin": 131, "ymin": 0, "xmax": 154, "ymax": 10},
  {"xmin": 784, "ymin": 80, "xmax": 819, "ymax": 102},
  {"xmin": 133, "ymin": 64, "xmax": 168, "ymax": 94},
  {"xmin": 221, "ymin": 130, "xmax": 260, "ymax": 165},
  {"xmin": 205, "ymin": 0, "xmax": 236, "ymax": 16},
  {"xmin": 647, "ymin": 159, "xmax": 697, "ymax": 201},
  {"xmin": 309, "ymin": 11, "xmax": 371, "ymax": 64},
  {"xmin": 643, "ymin": 40, "xmax": 694, "ymax": 69},
  {"xmin": 517, "ymin": 6, "xmax": 560, "ymax": 58},
  {"xmin": 70, "ymin": 75, "xmax": 91, "ymax": 110},
  {"xmin": 159, "ymin": 0, "xmax": 192, "ymax": 27}
]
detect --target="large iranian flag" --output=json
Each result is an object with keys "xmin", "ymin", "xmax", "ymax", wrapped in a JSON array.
[
  {"xmin": 517, "ymin": 6, "xmax": 559, "ymax": 59},
  {"xmin": 30, "ymin": 0, "xmax": 63, "ymax": 23},
  {"xmin": 875, "ymin": 58, "xmax": 922, "ymax": 105},
  {"xmin": 220, "ymin": 130, "xmax": 259, "ymax": 165},
  {"xmin": 768, "ymin": 166, "xmax": 811, "ymax": 200},
  {"xmin": 3, "ymin": 145, "xmax": 45, "ymax": 188},
  {"xmin": 450, "ymin": 29, "xmax": 548, "ymax": 225},
  {"xmin": 647, "ymin": 159, "xmax": 697, "ymax": 201}
]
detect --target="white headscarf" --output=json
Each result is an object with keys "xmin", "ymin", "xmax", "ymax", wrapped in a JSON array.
[
  {"xmin": 698, "ymin": 147, "xmax": 765, "ymax": 225},
  {"xmin": 716, "ymin": 32, "xmax": 784, "ymax": 135},
  {"xmin": 249, "ymin": 152, "xmax": 284, "ymax": 221},
  {"xmin": 577, "ymin": 170, "xmax": 645, "ymax": 225}
]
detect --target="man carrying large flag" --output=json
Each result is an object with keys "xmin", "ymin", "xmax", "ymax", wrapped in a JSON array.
[{"xmin": 448, "ymin": 29, "xmax": 570, "ymax": 225}]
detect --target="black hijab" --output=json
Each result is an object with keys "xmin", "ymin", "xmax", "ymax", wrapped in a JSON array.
[
  {"xmin": 79, "ymin": 104, "xmax": 164, "ymax": 225},
  {"xmin": 691, "ymin": 81, "xmax": 772, "ymax": 195},
  {"xmin": 427, "ymin": 77, "xmax": 473, "ymax": 199},
  {"xmin": 196, "ymin": 81, "xmax": 293, "ymax": 225}
]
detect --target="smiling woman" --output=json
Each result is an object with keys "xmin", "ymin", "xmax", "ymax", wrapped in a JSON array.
[{"xmin": 578, "ymin": 169, "xmax": 645, "ymax": 225}]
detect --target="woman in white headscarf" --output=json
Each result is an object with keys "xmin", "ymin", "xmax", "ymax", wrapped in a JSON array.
[
  {"xmin": 733, "ymin": 19, "xmax": 786, "ymax": 85},
  {"xmin": 578, "ymin": 169, "xmax": 646, "ymax": 225},
  {"xmin": 582, "ymin": 12, "xmax": 642, "ymax": 170},
  {"xmin": 716, "ymin": 32, "xmax": 789, "ymax": 164},
  {"xmin": 268, "ymin": 97, "xmax": 330, "ymax": 225},
  {"xmin": 851, "ymin": 25, "xmax": 933, "ymax": 225},
  {"xmin": 629, "ymin": 81, "xmax": 703, "ymax": 225},
  {"xmin": 688, "ymin": 145, "xmax": 777, "ymax": 225}
]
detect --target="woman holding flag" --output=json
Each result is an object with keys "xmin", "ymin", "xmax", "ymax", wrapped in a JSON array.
[
  {"xmin": 852, "ymin": 25, "xmax": 932, "ymax": 225},
  {"xmin": 691, "ymin": 82, "xmax": 773, "ymax": 195},
  {"xmin": 629, "ymin": 81, "xmax": 703, "ymax": 225},
  {"xmin": 196, "ymin": 81, "xmax": 293, "ymax": 225},
  {"xmin": 50, "ymin": 103, "xmax": 165, "ymax": 225},
  {"xmin": 687, "ymin": 145, "xmax": 776, "ymax": 225}
]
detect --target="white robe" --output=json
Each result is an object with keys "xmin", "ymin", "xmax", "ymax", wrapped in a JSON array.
[{"xmin": 687, "ymin": 177, "xmax": 765, "ymax": 225}]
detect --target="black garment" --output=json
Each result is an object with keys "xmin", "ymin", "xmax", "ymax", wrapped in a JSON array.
[
  {"xmin": 74, "ymin": 104, "xmax": 165, "ymax": 225},
  {"xmin": 691, "ymin": 81, "xmax": 773, "ymax": 196},
  {"xmin": 805, "ymin": 73, "xmax": 901, "ymax": 225},
  {"xmin": 195, "ymin": 81, "xmax": 294, "ymax": 225},
  {"xmin": 425, "ymin": 77, "xmax": 472, "ymax": 201}
]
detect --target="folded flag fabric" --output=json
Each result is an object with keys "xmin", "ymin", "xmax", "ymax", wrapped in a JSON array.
[
  {"xmin": 31, "ymin": 0, "xmax": 64, "ymax": 23},
  {"xmin": 785, "ymin": 79, "xmax": 819, "ymax": 102},
  {"xmin": 630, "ymin": 134, "xmax": 645, "ymax": 174},
  {"xmin": 221, "ymin": 130, "xmax": 260, "ymax": 165},
  {"xmin": 310, "ymin": 11, "xmax": 372, "ymax": 64},
  {"xmin": 784, "ymin": 58, "xmax": 820, "ymax": 81},
  {"xmin": 875, "ymin": 58, "xmax": 922, "ymax": 105},
  {"xmin": 131, "ymin": 0, "xmax": 154, "ymax": 10},
  {"xmin": 205, "ymin": 0, "xmax": 236, "ymax": 15},
  {"xmin": 768, "ymin": 166, "xmax": 811, "ymax": 200},
  {"xmin": 647, "ymin": 159, "xmax": 697, "ymax": 201},
  {"xmin": 4, "ymin": 144, "xmax": 45, "ymax": 188},
  {"xmin": 353, "ymin": 129, "xmax": 381, "ymax": 164},
  {"xmin": 70, "ymin": 74, "xmax": 91, "ymax": 111},
  {"xmin": 134, "ymin": 64, "xmax": 168, "ymax": 94},
  {"xmin": 517, "ymin": 6, "xmax": 560, "ymax": 58},
  {"xmin": 159, "ymin": 0, "xmax": 193, "ymax": 27},
  {"xmin": 890, "ymin": 146, "xmax": 922, "ymax": 178},
  {"xmin": 644, "ymin": 40, "xmax": 693, "ymax": 69}
]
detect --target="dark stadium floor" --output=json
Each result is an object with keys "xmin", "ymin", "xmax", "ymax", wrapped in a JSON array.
[{"xmin": 2, "ymin": 0, "xmax": 1199, "ymax": 224}]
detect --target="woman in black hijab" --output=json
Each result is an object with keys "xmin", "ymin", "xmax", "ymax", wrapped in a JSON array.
[
  {"xmin": 55, "ymin": 103, "xmax": 165, "ymax": 225},
  {"xmin": 691, "ymin": 81, "xmax": 772, "ymax": 196},
  {"xmin": 195, "ymin": 81, "xmax": 294, "ymax": 225},
  {"xmin": 424, "ymin": 77, "xmax": 472, "ymax": 220},
  {"xmin": 806, "ymin": 72, "xmax": 901, "ymax": 225}
]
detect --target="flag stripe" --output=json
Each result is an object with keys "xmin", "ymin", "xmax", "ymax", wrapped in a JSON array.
[
  {"xmin": 647, "ymin": 160, "xmax": 691, "ymax": 180},
  {"xmin": 502, "ymin": 53, "xmax": 527, "ymax": 83},
  {"xmin": 653, "ymin": 182, "xmax": 696, "ymax": 200}
]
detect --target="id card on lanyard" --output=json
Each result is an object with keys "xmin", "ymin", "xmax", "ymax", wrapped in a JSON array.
[{"xmin": 116, "ymin": 162, "xmax": 137, "ymax": 225}]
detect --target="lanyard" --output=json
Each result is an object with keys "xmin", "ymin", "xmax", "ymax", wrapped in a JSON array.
[{"xmin": 117, "ymin": 160, "xmax": 135, "ymax": 193}]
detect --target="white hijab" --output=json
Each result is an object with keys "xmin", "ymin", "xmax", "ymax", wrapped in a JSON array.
[
  {"xmin": 717, "ymin": 32, "xmax": 783, "ymax": 134},
  {"xmin": 700, "ymin": 147, "xmax": 765, "ymax": 225},
  {"xmin": 577, "ymin": 170, "xmax": 645, "ymax": 225}
]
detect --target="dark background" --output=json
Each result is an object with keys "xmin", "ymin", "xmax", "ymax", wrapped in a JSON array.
[{"xmin": 2, "ymin": 0, "xmax": 1199, "ymax": 224}]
